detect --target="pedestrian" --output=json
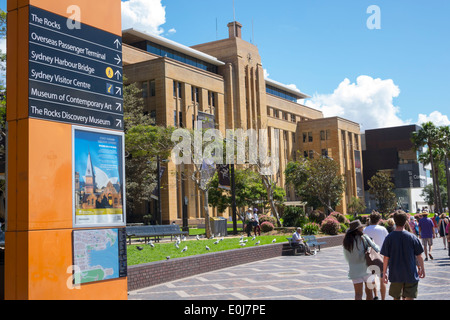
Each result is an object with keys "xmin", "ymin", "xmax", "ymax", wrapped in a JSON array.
[
  {"xmin": 245, "ymin": 208, "xmax": 253, "ymax": 237},
  {"xmin": 292, "ymin": 227, "xmax": 313, "ymax": 255},
  {"xmin": 418, "ymin": 213, "xmax": 435, "ymax": 261},
  {"xmin": 446, "ymin": 222, "xmax": 450, "ymax": 257},
  {"xmin": 409, "ymin": 216, "xmax": 419, "ymax": 236},
  {"xmin": 253, "ymin": 208, "xmax": 261, "ymax": 236},
  {"xmin": 386, "ymin": 218, "xmax": 395, "ymax": 233},
  {"xmin": 343, "ymin": 219, "xmax": 380, "ymax": 300},
  {"xmin": 432, "ymin": 213, "xmax": 439, "ymax": 238},
  {"xmin": 381, "ymin": 210, "xmax": 425, "ymax": 300},
  {"xmin": 363, "ymin": 211, "xmax": 389, "ymax": 300},
  {"xmin": 438, "ymin": 213, "xmax": 448, "ymax": 250}
]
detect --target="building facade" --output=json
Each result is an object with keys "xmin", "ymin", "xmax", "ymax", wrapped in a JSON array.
[
  {"xmin": 362, "ymin": 124, "xmax": 431, "ymax": 213},
  {"xmin": 122, "ymin": 22, "xmax": 363, "ymax": 224}
]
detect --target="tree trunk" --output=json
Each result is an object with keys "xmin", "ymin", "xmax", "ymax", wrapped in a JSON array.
[
  {"xmin": 203, "ymin": 189, "xmax": 212, "ymax": 238},
  {"xmin": 446, "ymin": 157, "xmax": 450, "ymax": 212},
  {"xmin": 262, "ymin": 175, "xmax": 281, "ymax": 227},
  {"xmin": 429, "ymin": 151, "xmax": 441, "ymax": 214}
]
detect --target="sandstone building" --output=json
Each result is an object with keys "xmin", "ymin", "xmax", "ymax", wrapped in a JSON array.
[{"xmin": 122, "ymin": 21, "xmax": 363, "ymax": 224}]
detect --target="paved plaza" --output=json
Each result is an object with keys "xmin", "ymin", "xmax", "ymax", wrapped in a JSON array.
[{"xmin": 129, "ymin": 238, "xmax": 450, "ymax": 300}]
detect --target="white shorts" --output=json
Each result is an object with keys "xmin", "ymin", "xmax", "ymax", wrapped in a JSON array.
[{"xmin": 351, "ymin": 274, "xmax": 371, "ymax": 284}]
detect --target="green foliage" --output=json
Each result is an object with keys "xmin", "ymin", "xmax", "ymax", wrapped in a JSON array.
[
  {"xmin": 347, "ymin": 196, "xmax": 367, "ymax": 217},
  {"xmin": 320, "ymin": 216, "xmax": 341, "ymax": 235},
  {"xmin": 367, "ymin": 171, "xmax": 397, "ymax": 216},
  {"xmin": 285, "ymin": 157, "xmax": 345, "ymax": 213},
  {"xmin": 309, "ymin": 209, "xmax": 326, "ymax": 224},
  {"xmin": 123, "ymin": 81, "xmax": 176, "ymax": 218},
  {"xmin": 281, "ymin": 206, "xmax": 308, "ymax": 228},
  {"xmin": 302, "ymin": 222, "xmax": 320, "ymax": 235},
  {"xmin": 260, "ymin": 221, "xmax": 275, "ymax": 232}
]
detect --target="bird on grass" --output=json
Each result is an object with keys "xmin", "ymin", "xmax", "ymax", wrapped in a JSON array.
[
  {"xmin": 196, "ymin": 235, "xmax": 200, "ymax": 240},
  {"xmin": 251, "ymin": 236, "xmax": 256, "ymax": 241},
  {"xmin": 181, "ymin": 246, "xmax": 187, "ymax": 252},
  {"xmin": 214, "ymin": 240, "xmax": 220, "ymax": 245},
  {"xmin": 239, "ymin": 242, "xmax": 246, "ymax": 247},
  {"xmin": 136, "ymin": 246, "xmax": 143, "ymax": 251},
  {"xmin": 272, "ymin": 239, "xmax": 276, "ymax": 243},
  {"xmin": 166, "ymin": 256, "xmax": 170, "ymax": 260},
  {"xmin": 175, "ymin": 242, "xmax": 179, "ymax": 249},
  {"xmin": 206, "ymin": 246, "xmax": 210, "ymax": 251},
  {"xmin": 148, "ymin": 241, "xmax": 155, "ymax": 248},
  {"xmin": 239, "ymin": 235, "xmax": 244, "ymax": 241},
  {"xmin": 255, "ymin": 240, "xmax": 260, "ymax": 245}
]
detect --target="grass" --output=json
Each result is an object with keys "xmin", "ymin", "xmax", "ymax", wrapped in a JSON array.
[{"xmin": 127, "ymin": 234, "xmax": 288, "ymax": 266}]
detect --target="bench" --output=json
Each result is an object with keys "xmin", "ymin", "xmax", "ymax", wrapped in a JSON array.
[
  {"xmin": 303, "ymin": 235, "xmax": 327, "ymax": 251},
  {"xmin": 286, "ymin": 237, "xmax": 306, "ymax": 255},
  {"xmin": 126, "ymin": 225, "xmax": 188, "ymax": 244}
]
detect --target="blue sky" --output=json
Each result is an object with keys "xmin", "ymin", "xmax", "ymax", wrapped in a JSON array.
[{"xmin": 2, "ymin": 0, "xmax": 449, "ymax": 131}]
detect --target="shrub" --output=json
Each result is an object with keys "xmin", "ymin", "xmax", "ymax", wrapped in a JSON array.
[
  {"xmin": 309, "ymin": 210, "xmax": 326, "ymax": 224},
  {"xmin": 330, "ymin": 211, "xmax": 350, "ymax": 225},
  {"xmin": 320, "ymin": 217, "xmax": 341, "ymax": 235},
  {"xmin": 302, "ymin": 222, "xmax": 320, "ymax": 235},
  {"xmin": 260, "ymin": 221, "xmax": 274, "ymax": 232},
  {"xmin": 282, "ymin": 206, "xmax": 306, "ymax": 227},
  {"xmin": 259, "ymin": 214, "xmax": 277, "ymax": 226}
]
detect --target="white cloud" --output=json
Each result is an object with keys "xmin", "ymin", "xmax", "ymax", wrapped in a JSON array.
[
  {"xmin": 305, "ymin": 75, "xmax": 408, "ymax": 131},
  {"xmin": 121, "ymin": 0, "xmax": 167, "ymax": 35},
  {"xmin": 168, "ymin": 28, "xmax": 177, "ymax": 34},
  {"xmin": 417, "ymin": 111, "xmax": 450, "ymax": 127}
]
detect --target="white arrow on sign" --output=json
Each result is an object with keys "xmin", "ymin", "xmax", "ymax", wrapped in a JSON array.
[
  {"xmin": 115, "ymin": 119, "xmax": 122, "ymax": 127},
  {"xmin": 115, "ymin": 70, "xmax": 122, "ymax": 80},
  {"xmin": 115, "ymin": 87, "xmax": 122, "ymax": 95},
  {"xmin": 114, "ymin": 54, "xmax": 122, "ymax": 65},
  {"xmin": 114, "ymin": 39, "xmax": 122, "ymax": 49},
  {"xmin": 116, "ymin": 102, "xmax": 122, "ymax": 111}
]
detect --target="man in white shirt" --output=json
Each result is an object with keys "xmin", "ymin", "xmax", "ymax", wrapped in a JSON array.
[
  {"xmin": 292, "ymin": 227, "xmax": 312, "ymax": 255},
  {"xmin": 363, "ymin": 211, "xmax": 389, "ymax": 300}
]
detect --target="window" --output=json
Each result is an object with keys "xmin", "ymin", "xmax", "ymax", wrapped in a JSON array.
[
  {"xmin": 321, "ymin": 149, "xmax": 328, "ymax": 157},
  {"xmin": 291, "ymin": 114, "xmax": 296, "ymax": 122},
  {"xmin": 273, "ymin": 109, "xmax": 279, "ymax": 118},
  {"xmin": 149, "ymin": 80, "xmax": 156, "ymax": 97},
  {"xmin": 192, "ymin": 86, "xmax": 200, "ymax": 103},
  {"xmin": 308, "ymin": 132, "xmax": 313, "ymax": 143},
  {"xmin": 142, "ymin": 81, "xmax": 148, "ymax": 98},
  {"xmin": 320, "ymin": 130, "xmax": 330, "ymax": 141},
  {"xmin": 309, "ymin": 150, "xmax": 314, "ymax": 159},
  {"xmin": 303, "ymin": 151, "xmax": 308, "ymax": 158},
  {"xmin": 302, "ymin": 132, "xmax": 307, "ymax": 143},
  {"xmin": 292, "ymin": 132, "xmax": 296, "ymax": 143},
  {"xmin": 173, "ymin": 81, "xmax": 182, "ymax": 98},
  {"xmin": 208, "ymin": 91, "xmax": 216, "ymax": 107}
]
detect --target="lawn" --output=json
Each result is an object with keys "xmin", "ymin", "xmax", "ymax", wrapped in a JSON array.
[{"xmin": 127, "ymin": 234, "xmax": 289, "ymax": 265}]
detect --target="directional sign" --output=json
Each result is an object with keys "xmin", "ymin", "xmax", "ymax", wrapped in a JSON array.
[{"xmin": 28, "ymin": 6, "xmax": 123, "ymax": 130}]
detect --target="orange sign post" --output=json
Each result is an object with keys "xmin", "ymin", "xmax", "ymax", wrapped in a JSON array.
[{"xmin": 5, "ymin": 0, "xmax": 127, "ymax": 300}]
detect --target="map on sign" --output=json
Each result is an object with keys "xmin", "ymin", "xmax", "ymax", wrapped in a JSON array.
[
  {"xmin": 28, "ymin": 6, "xmax": 123, "ymax": 130},
  {"xmin": 73, "ymin": 228, "xmax": 127, "ymax": 284}
]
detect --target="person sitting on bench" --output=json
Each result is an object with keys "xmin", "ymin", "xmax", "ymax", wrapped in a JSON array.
[{"xmin": 292, "ymin": 227, "xmax": 313, "ymax": 255}]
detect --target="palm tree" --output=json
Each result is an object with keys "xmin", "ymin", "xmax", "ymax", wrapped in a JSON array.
[
  {"xmin": 411, "ymin": 122, "xmax": 442, "ymax": 213},
  {"xmin": 438, "ymin": 125, "xmax": 450, "ymax": 211}
]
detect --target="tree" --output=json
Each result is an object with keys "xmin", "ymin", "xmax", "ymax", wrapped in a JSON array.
[
  {"xmin": 437, "ymin": 125, "xmax": 450, "ymax": 211},
  {"xmin": 367, "ymin": 171, "xmax": 397, "ymax": 216},
  {"xmin": 421, "ymin": 183, "xmax": 448, "ymax": 209},
  {"xmin": 285, "ymin": 157, "xmax": 345, "ymax": 214},
  {"xmin": 411, "ymin": 122, "xmax": 443, "ymax": 213},
  {"xmin": 347, "ymin": 196, "xmax": 367, "ymax": 218},
  {"xmin": 123, "ymin": 81, "xmax": 175, "ymax": 219}
]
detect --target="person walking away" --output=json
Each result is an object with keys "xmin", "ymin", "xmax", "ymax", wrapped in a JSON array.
[
  {"xmin": 446, "ymin": 222, "xmax": 450, "ymax": 257},
  {"xmin": 253, "ymin": 208, "xmax": 261, "ymax": 236},
  {"xmin": 409, "ymin": 216, "xmax": 419, "ymax": 237},
  {"xmin": 432, "ymin": 213, "xmax": 439, "ymax": 238},
  {"xmin": 418, "ymin": 213, "xmax": 435, "ymax": 261},
  {"xmin": 438, "ymin": 214, "xmax": 448, "ymax": 250},
  {"xmin": 363, "ymin": 211, "xmax": 388, "ymax": 300},
  {"xmin": 343, "ymin": 220, "xmax": 380, "ymax": 300},
  {"xmin": 381, "ymin": 211, "xmax": 425, "ymax": 300}
]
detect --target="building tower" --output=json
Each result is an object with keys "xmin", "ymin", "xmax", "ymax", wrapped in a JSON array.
[{"xmin": 84, "ymin": 152, "xmax": 95, "ymax": 194}]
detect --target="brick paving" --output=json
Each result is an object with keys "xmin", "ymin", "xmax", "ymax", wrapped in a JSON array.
[{"xmin": 129, "ymin": 237, "xmax": 450, "ymax": 300}]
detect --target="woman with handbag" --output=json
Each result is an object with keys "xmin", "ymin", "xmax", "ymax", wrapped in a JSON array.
[{"xmin": 343, "ymin": 219, "xmax": 380, "ymax": 300}]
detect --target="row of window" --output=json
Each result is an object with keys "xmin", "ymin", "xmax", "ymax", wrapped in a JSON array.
[
  {"xmin": 303, "ymin": 148, "xmax": 332, "ymax": 159},
  {"xmin": 268, "ymin": 107, "xmax": 298, "ymax": 123},
  {"xmin": 302, "ymin": 130, "xmax": 331, "ymax": 143},
  {"xmin": 130, "ymin": 40, "xmax": 219, "ymax": 74},
  {"xmin": 266, "ymin": 85, "xmax": 299, "ymax": 103}
]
